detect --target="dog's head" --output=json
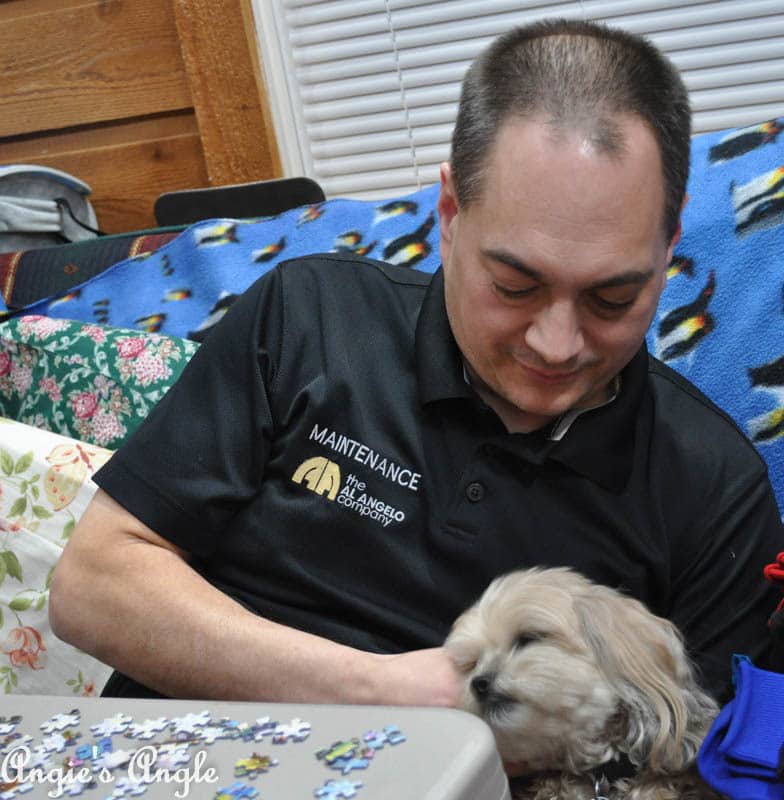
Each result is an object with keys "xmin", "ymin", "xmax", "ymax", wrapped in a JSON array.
[{"xmin": 444, "ymin": 567, "xmax": 717, "ymax": 777}]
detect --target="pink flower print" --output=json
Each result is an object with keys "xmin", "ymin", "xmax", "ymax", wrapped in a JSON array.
[
  {"xmin": 133, "ymin": 350, "xmax": 171, "ymax": 387},
  {"xmin": 39, "ymin": 375, "xmax": 62, "ymax": 402},
  {"xmin": 90, "ymin": 409, "xmax": 125, "ymax": 446},
  {"xmin": 2, "ymin": 626, "xmax": 47, "ymax": 670},
  {"xmin": 11, "ymin": 364, "xmax": 32, "ymax": 395},
  {"xmin": 81, "ymin": 325, "xmax": 107, "ymax": 344},
  {"xmin": 72, "ymin": 391, "xmax": 98, "ymax": 419},
  {"xmin": 116, "ymin": 337, "xmax": 147, "ymax": 359},
  {"xmin": 20, "ymin": 316, "xmax": 69, "ymax": 338},
  {"xmin": 0, "ymin": 351, "xmax": 11, "ymax": 377}
]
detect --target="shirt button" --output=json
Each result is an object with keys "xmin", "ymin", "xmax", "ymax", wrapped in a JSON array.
[{"xmin": 466, "ymin": 481, "xmax": 485, "ymax": 502}]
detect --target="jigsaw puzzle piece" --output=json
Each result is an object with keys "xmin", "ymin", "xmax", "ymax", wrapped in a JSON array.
[
  {"xmin": 213, "ymin": 780, "xmax": 259, "ymax": 799},
  {"xmin": 314, "ymin": 779, "xmax": 363, "ymax": 799},
  {"xmin": 40, "ymin": 711, "xmax": 81, "ymax": 734}
]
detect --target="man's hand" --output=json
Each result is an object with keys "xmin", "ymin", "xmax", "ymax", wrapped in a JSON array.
[{"xmin": 370, "ymin": 646, "xmax": 463, "ymax": 708}]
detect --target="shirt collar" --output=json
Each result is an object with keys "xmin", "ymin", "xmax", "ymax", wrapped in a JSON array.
[
  {"xmin": 415, "ymin": 266, "xmax": 647, "ymax": 492},
  {"xmin": 416, "ymin": 267, "xmax": 475, "ymax": 404}
]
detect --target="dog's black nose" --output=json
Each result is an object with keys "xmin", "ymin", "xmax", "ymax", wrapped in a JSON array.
[{"xmin": 470, "ymin": 673, "xmax": 495, "ymax": 698}]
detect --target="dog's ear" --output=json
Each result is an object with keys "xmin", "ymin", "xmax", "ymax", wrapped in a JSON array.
[{"xmin": 573, "ymin": 587, "xmax": 718, "ymax": 774}]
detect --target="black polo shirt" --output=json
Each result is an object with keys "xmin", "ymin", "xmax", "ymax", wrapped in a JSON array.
[{"xmin": 95, "ymin": 253, "xmax": 783, "ymax": 701}]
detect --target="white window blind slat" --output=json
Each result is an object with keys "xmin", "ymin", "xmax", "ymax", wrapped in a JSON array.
[
  {"xmin": 253, "ymin": 0, "xmax": 784, "ymax": 200},
  {"xmin": 672, "ymin": 39, "xmax": 784, "ymax": 70},
  {"xmin": 313, "ymin": 143, "xmax": 449, "ymax": 178},
  {"xmin": 684, "ymin": 60, "xmax": 784, "ymax": 92},
  {"xmin": 303, "ymin": 84, "xmax": 461, "ymax": 124},
  {"xmin": 311, "ymin": 124, "xmax": 455, "ymax": 159}
]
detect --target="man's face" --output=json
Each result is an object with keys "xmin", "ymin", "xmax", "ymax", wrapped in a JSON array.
[{"xmin": 438, "ymin": 115, "xmax": 680, "ymax": 433}]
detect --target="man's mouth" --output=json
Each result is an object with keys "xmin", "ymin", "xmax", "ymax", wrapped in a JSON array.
[{"xmin": 519, "ymin": 362, "xmax": 581, "ymax": 384}]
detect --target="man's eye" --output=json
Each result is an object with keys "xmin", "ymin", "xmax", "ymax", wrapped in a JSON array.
[
  {"xmin": 494, "ymin": 283, "xmax": 536, "ymax": 300},
  {"xmin": 592, "ymin": 294, "xmax": 636, "ymax": 312}
]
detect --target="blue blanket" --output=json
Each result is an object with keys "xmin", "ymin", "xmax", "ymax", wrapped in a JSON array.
[{"xmin": 12, "ymin": 118, "xmax": 784, "ymax": 514}]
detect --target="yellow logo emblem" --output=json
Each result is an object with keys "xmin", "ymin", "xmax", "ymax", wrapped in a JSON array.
[{"xmin": 292, "ymin": 456, "xmax": 341, "ymax": 500}]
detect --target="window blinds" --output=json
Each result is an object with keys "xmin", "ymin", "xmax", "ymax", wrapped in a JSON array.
[{"xmin": 252, "ymin": 0, "xmax": 784, "ymax": 199}]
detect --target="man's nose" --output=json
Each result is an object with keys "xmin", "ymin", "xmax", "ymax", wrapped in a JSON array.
[{"xmin": 524, "ymin": 300, "xmax": 584, "ymax": 365}]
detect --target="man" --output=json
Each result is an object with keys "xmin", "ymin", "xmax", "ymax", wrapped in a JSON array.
[{"xmin": 50, "ymin": 19, "xmax": 782, "ymax": 708}]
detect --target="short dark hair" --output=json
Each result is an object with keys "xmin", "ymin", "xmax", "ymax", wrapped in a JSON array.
[{"xmin": 450, "ymin": 18, "xmax": 691, "ymax": 241}]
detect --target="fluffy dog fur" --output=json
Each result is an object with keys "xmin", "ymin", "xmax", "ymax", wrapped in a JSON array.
[{"xmin": 444, "ymin": 567, "xmax": 721, "ymax": 800}]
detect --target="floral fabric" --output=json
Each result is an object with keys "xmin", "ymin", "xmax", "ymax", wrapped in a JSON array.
[
  {"xmin": 0, "ymin": 417, "xmax": 114, "ymax": 695},
  {"xmin": 0, "ymin": 316, "xmax": 199, "ymax": 448}
]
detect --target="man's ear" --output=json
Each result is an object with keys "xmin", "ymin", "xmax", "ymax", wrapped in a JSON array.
[{"xmin": 437, "ymin": 162, "xmax": 459, "ymax": 245}]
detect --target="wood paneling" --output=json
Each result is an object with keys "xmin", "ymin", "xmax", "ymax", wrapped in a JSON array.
[
  {"xmin": 0, "ymin": 115, "xmax": 209, "ymax": 234},
  {"xmin": 173, "ymin": 0, "xmax": 281, "ymax": 185},
  {"xmin": 0, "ymin": 0, "xmax": 192, "ymax": 138},
  {"xmin": 0, "ymin": 0, "xmax": 281, "ymax": 234}
]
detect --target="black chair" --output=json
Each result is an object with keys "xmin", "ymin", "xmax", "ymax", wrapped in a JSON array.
[{"xmin": 154, "ymin": 177, "xmax": 325, "ymax": 226}]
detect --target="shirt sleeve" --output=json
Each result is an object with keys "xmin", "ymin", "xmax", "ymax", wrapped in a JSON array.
[
  {"xmin": 93, "ymin": 267, "xmax": 285, "ymax": 556},
  {"xmin": 668, "ymin": 460, "xmax": 783, "ymax": 704}
]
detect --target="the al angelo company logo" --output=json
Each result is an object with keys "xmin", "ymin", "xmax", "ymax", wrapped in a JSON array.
[
  {"xmin": 291, "ymin": 425, "xmax": 421, "ymax": 528},
  {"xmin": 291, "ymin": 456, "xmax": 341, "ymax": 500}
]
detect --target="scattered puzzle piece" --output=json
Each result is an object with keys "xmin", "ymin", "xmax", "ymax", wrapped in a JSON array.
[
  {"xmin": 234, "ymin": 753, "xmax": 278, "ymax": 779},
  {"xmin": 110, "ymin": 776, "xmax": 150, "ymax": 798},
  {"xmin": 1, "ymin": 735, "xmax": 33, "ymax": 755},
  {"xmin": 219, "ymin": 720, "xmax": 256, "ymax": 742},
  {"xmin": 42, "ymin": 732, "xmax": 75, "ymax": 753},
  {"xmin": 272, "ymin": 717, "xmax": 311, "ymax": 744},
  {"xmin": 214, "ymin": 780, "xmax": 259, "ymax": 799},
  {"xmin": 40, "ymin": 711, "xmax": 81, "ymax": 734},
  {"xmin": 382, "ymin": 725, "xmax": 405, "ymax": 745},
  {"xmin": 315, "ymin": 739, "xmax": 360, "ymax": 764},
  {"xmin": 90, "ymin": 714, "xmax": 133, "ymax": 738},
  {"xmin": 314, "ymin": 778, "xmax": 363, "ymax": 799},
  {"xmin": 73, "ymin": 736, "xmax": 113, "ymax": 764},
  {"xmin": 58, "ymin": 774, "xmax": 96, "ymax": 797},
  {"xmin": 329, "ymin": 756, "xmax": 370, "ymax": 775},
  {"xmin": 126, "ymin": 717, "xmax": 169, "ymax": 740},
  {"xmin": 362, "ymin": 731, "xmax": 387, "ymax": 750},
  {"xmin": 154, "ymin": 743, "xmax": 191, "ymax": 770},
  {"xmin": 169, "ymin": 711, "xmax": 211, "ymax": 736},
  {"xmin": 251, "ymin": 718, "xmax": 277, "ymax": 742},
  {"xmin": 198, "ymin": 725, "xmax": 230, "ymax": 745},
  {"xmin": 91, "ymin": 748, "xmax": 133, "ymax": 772}
]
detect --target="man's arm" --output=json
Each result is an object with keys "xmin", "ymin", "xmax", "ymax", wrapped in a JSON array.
[
  {"xmin": 50, "ymin": 490, "xmax": 461, "ymax": 705},
  {"xmin": 669, "ymin": 469, "xmax": 783, "ymax": 703}
]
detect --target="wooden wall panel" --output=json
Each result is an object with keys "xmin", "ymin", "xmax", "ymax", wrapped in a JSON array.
[
  {"xmin": 0, "ymin": 115, "xmax": 209, "ymax": 234},
  {"xmin": 173, "ymin": 0, "xmax": 281, "ymax": 185},
  {"xmin": 0, "ymin": 0, "xmax": 192, "ymax": 138},
  {"xmin": 0, "ymin": 0, "xmax": 282, "ymax": 235}
]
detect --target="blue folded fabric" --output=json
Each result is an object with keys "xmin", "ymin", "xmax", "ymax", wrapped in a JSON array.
[{"xmin": 698, "ymin": 658, "xmax": 784, "ymax": 798}]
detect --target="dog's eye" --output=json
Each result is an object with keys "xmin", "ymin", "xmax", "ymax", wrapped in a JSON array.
[{"xmin": 514, "ymin": 633, "xmax": 538, "ymax": 650}]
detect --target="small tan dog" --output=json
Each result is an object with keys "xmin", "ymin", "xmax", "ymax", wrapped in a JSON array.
[{"xmin": 445, "ymin": 567, "xmax": 721, "ymax": 800}]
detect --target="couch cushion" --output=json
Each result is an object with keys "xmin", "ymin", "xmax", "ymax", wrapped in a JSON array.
[{"xmin": 0, "ymin": 316, "xmax": 199, "ymax": 449}]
